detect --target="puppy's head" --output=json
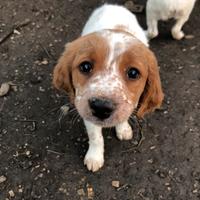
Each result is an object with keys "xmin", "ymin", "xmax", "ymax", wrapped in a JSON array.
[{"xmin": 53, "ymin": 30, "xmax": 163, "ymax": 127}]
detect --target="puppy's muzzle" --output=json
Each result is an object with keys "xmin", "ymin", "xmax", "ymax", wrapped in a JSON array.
[{"xmin": 88, "ymin": 97, "xmax": 116, "ymax": 120}]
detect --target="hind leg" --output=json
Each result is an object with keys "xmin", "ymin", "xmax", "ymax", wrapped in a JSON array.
[
  {"xmin": 147, "ymin": 17, "xmax": 159, "ymax": 39},
  {"xmin": 171, "ymin": 16, "xmax": 189, "ymax": 40}
]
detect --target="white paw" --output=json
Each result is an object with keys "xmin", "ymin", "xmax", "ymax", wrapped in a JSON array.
[
  {"xmin": 172, "ymin": 30, "xmax": 185, "ymax": 40},
  {"xmin": 147, "ymin": 30, "xmax": 158, "ymax": 39},
  {"xmin": 116, "ymin": 121, "xmax": 133, "ymax": 140},
  {"xmin": 84, "ymin": 149, "xmax": 104, "ymax": 172}
]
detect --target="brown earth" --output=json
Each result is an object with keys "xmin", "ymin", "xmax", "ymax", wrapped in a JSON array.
[{"xmin": 0, "ymin": 0, "xmax": 200, "ymax": 199}]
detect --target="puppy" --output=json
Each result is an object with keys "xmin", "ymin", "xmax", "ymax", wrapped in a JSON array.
[
  {"xmin": 53, "ymin": 4, "xmax": 164, "ymax": 172},
  {"xmin": 146, "ymin": 0, "xmax": 196, "ymax": 40}
]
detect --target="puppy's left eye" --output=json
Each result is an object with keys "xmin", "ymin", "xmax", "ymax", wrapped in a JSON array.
[
  {"xmin": 127, "ymin": 67, "xmax": 140, "ymax": 80},
  {"xmin": 79, "ymin": 61, "xmax": 93, "ymax": 74}
]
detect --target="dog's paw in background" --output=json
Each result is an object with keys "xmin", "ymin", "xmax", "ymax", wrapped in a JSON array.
[
  {"xmin": 116, "ymin": 121, "xmax": 133, "ymax": 140},
  {"xmin": 146, "ymin": 0, "xmax": 196, "ymax": 40}
]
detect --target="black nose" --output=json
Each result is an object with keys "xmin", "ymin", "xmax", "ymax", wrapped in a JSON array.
[{"xmin": 88, "ymin": 97, "xmax": 115, "ymax": 120}]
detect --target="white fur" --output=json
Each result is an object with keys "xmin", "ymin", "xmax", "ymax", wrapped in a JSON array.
[
  {"xmin": 82, "ymin": 4, "xmax": 148, "ymax": 46},
  {"xmin": 116, "ymin": 121, "xmax": 133, "ymax": 140},
  {"xmin": 84, "ymin": 120, "xmax": 104, "ymax": 172},
  {"xmin": 146, "ymin": 0, "xmax": 196, "ymax": 40},
  {"xmin": 80, "ymin": 4, "xmax": 148, "ymax": 171}
]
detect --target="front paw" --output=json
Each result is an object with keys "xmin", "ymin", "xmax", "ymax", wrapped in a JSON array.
[
  {"xmin": 84, "ymin": 149, "xmax": 104, "ymax": 172},
  {"xmin": 171, "ymin": 29, "xmax": 185, "ymax": 40},
  {"xmin": 116, "ymin": 121, "xmax": 133, "ymax": 140},
  {"xmin": 147, "ymin": 29, "xmax": 158, "ymax": 39}
]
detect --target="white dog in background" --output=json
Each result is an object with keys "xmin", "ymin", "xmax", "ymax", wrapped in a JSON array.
[{"xmin": 146, "ymin": 0, "xmax": 196, "ymax": 40}]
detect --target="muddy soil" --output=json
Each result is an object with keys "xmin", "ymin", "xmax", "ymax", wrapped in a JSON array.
[{"xmin": 0, "ymin": 0, "xmax": 200, "ymax": 199}]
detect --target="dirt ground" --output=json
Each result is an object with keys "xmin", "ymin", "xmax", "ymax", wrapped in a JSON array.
[{"xmin": 0, "ymin": 0, "xmax": 200, "ymax": 199}]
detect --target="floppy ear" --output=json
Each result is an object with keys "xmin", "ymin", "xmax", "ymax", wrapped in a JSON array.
[
  {"xmin": 53, "ymin": 43, "xmax": 75, "ymax": 100},
  {"xmin": 137, "ymin": 50, "xmax": 164, "ymax": 118}
]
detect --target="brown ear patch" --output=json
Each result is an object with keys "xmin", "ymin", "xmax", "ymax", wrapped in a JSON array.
[
  {"xmin": 136, "ymin": 48, "xmax": 164, "ymax": 118},
  {"xmin": 53, "ymin": 43, "xmax": 76, "ymax": 102}
]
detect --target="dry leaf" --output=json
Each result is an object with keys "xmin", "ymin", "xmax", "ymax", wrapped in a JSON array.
[{"xmin": 0, "ymin": 82, "xmax": 10, "ymax": 97}]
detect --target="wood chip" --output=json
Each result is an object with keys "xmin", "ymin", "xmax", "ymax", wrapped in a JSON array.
[
  {"xmin": 0, "ymin": 175, "xmax": 7, "ymax": 183},
  {"xmin": 185, "ymin": 34, "xmax": 194, "ymax": 39},
  {"xmin": 0, "ymin": 82, "xmax": 10, "ymax": 97},
  {"xmin": 112, "ymin": 180, "xmax": 120, "ymax": 188}
]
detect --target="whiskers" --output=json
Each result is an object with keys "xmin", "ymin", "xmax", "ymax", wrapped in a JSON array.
[
  {"xmin": 58, "ymin": 104, "xmax": 81, "ymax": 128},
  {"xmin": 127, "ymin": 111, "xmax": 145, "ymax": 149}
]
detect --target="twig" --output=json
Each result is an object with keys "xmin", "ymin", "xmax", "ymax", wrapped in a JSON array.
[
  {"xmin": 39, "ymin": 42, "xmax": 52, "ymax": 59},
  {"xmin": 0, "ymin": 101, "xmax": 5, "ymax": 112},
  {"xmin": 116, "ymin": 184, "xmax": 130, "ymax": 191},
  {"xmin": 0, "ymin": 19, "xmax": 31, "ymax": 45},
  {"xmin": 41, "ymin": 106, "xmax": 61, "ymax": 117},
  {"xmin": 17, "ymin": 119, "xmax": 37, "ymax": 131},
  {"xmin": 47, "ymin": 149, "xmax": 63, "ymax": 155},
  {"xmin": 18, "ymin": 119, "xmax": 37, "ymax": 122}
]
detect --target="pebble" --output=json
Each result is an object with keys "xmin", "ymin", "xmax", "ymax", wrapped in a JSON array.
[
  {"xmin": 112, "ymin": 180, "xmax": 120, "ymax": 188},
  {"xmin": 0, "ymin": 175, "xmax": 7, "ymax": 183},
  {"xmin": 8, "ymin": 190, "xmax": 15, "ymax": 197}
]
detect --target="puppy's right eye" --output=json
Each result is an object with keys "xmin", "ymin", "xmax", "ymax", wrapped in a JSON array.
[{"xmin": 79, "ymin": 61, "xmax": 93, "ymax": 74}]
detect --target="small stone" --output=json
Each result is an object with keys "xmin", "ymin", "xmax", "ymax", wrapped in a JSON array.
[
  {"xmin": 9, "ymin": 190, "xmax": 15, "ymax": 197},
  {"xmin": 18, "ymin": 188, "xmax": 23, "ymax": 193},
  {"xmin": 0, "ymin": 82, "xmax": 10, "ymax": 97},
  {"xmin": 13, "ymin": 29, "xmax": 21, "ymax": 35},
  {"xmin": 147, "ymin": 159, "xmax": 153, "ymax": 164},
  {"xmin": 167, "ymin": 187, "xmax": 171, "ymax": 191},
  {"xmin": 192, "ymin": 189, "xmax": 198, "ymax": 193},
  {"xmin": 0, "ymin": 175, "xmax": 7, "ymax": 183},
  {"xmin": 25, "ymin": 150, "xmax": 30, "ymax": 156},
  {"xmin": 150, "ymin": 146, "xmax": 156, "ymax": 150},
  {"xmin": 112, "ymin": 180, "xmax": 120, "ymax": 188},
  {"xmin": 41, "ymin": 59, "xmax": 48, "ymax": 65}
]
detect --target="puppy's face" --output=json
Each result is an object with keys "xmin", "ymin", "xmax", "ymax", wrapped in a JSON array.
[{"xmin": 53, "ymin": 30, "xmax": 163, "ymax": 127}]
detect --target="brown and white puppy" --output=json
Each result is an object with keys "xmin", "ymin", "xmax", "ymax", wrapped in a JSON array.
[{"xmin": 53, "ymin": 4, "xmax": 164, "ymax": 172}]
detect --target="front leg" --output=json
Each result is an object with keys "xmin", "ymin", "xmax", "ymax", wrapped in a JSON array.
[
  {"xmin": 84, "ymin": 120, "xmax": 104, "ymax": 172},
  {"xmin": 116, "ymin": 121, "xmax": 133, "ymax": 140}
]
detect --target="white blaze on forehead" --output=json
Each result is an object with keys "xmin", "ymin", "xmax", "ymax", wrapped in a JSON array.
[
  {"xmin": 99, "ymin": 30, "xmax": 138, "ymax": 66},
  {"xmin": 86, "ymin": 31, "xmax": 137, "ymax": 103}
]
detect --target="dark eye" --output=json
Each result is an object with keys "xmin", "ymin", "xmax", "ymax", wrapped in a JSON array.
[
  {"xmin": 127, "ymin": 67, "xmax": 140, "ymax": 80},
  {"xmin": 79, "ymin": 61, "xmax": 93, "ymax": 74}
]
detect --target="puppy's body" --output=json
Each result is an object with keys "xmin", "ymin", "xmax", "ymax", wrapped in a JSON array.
[
  {"xmin": 53, "ymin": 5, "xmax": 163, "ymax": 172},
  {"xmin": 146, "ymin": 0, "xmax": 196, "ymax": 40}
]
